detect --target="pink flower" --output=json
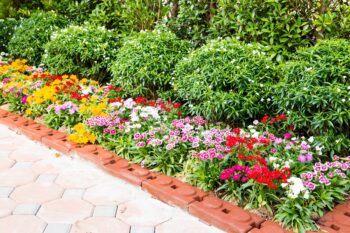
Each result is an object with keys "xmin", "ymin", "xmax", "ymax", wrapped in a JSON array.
[
  {"xmin": 284, "ymin": 132, "xmax": 291, "ymax": 139},
  {"xmin": 271, "ymin": 148, "xmax": 277, "ymax": 154}
]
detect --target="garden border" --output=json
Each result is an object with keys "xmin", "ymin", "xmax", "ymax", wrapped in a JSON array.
[{"xmin": 0, "ymin": 107, "xmax": 347, "ymax": 233}]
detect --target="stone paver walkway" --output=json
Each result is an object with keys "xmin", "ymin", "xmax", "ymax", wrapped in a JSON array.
[{"xmin": 0, "ymin": 124, "xmax": 224, "ymax": 233}]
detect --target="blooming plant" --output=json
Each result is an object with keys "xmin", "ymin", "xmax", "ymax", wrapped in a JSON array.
[{"xmin": 0, "ymin": 59, "xmax": 349, "ymax": 232}]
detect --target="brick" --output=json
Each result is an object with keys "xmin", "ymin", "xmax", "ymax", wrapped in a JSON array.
[
  {"xmin": 249, "ymin": 221, "xmax": 292, "ymax": 233},
  {"xmin": 142, "ymin": 174, "xmax": 208, "ymax": 210},
  {"xmin": 318, "ymin": 201, "xmax": 350, "ymax": 233},
  {"xmin": 42, "ymin": 132, "xmax": 73, "ymax": 154},
  {"xmin": 21, "ymin": 124, "xmax": 54, "ymax": 142},
  {"xmin": 75, "ymin": 146, "xmax": 115, "ymax": 166},
  {"xmin": 189, "ymin": 195, "xmax": 264, "ymax": 233}
]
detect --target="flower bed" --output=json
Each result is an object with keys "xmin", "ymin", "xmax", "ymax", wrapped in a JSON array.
[{"xmin": 0, "ymin": 59, "xmax": 349, "ymax": 232}]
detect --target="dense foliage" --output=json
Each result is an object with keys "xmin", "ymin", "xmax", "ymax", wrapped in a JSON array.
[
  {"xmin": 42, "ymin": 24, "xmax": 119, "ymax": 82},
  {"xmin": 110, "ymin": 31, "xmax": 192, "ymax": 98},
  {"xmin": 1, "ymin": 59, "xmax": 349, "ymax": 233},
  {"xmin": 0, "ymin": 18, "xmax": 19, "ymax": 52},
  {"xmin": 272, "ymin": 39, "xmax": 350, "ymax": 155},
  {"xmin": 175, "ymin": 38, "xmax": 275, "ymax": 124},
  {"xmin": 8, "ymin": 11, "xmax": 68, "ymax": 64}
]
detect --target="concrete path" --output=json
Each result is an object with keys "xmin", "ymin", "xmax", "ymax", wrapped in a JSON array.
[{"xmin": 0, "ymin": 123, "xmax": 224, "ymax": 233}]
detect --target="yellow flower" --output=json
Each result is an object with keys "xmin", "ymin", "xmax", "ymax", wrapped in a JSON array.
[{"xmin": 25, "ymin": 109, "xmax": 32, "ymax": 115}]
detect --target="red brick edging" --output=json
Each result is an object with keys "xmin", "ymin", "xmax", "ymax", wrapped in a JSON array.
[{"xmin": 0, "ymin": 108, "xmax": 347, "ymax": 233}]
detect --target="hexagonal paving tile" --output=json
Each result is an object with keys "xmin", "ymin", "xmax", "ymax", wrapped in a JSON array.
[
  {"xmin": 156, "ymin": 218, "xmax": 224, "ymax": 233},
  {"xmin": 32, "ymin": 160, "xmax": 62, "ymax": 174},
  {"xmin": 70, "ymin": 217, "xmax": 130, "ymax": 233},
  {"xmin": 0, "ymin": 215, "xmax": 46, "ymax": 233},
  {"xmin": 84, "ymin": 182, "xmax": 135, "ymax": 205},
  {"xmin": 56, "ymin": 170, "xmax": 105, "ymax": 189},
  {"xmin": 9, "ymin": 150, "xmax": 47, "ymax": 162},
  {"xmin": 38, "ymin": 199, "xmax": 93, "ymax": 224},
  {"xmin": 0, "ymin": 198, "xmax": 16, "ymax": 217},
  {"xmin": 10, "ymin": 182, "xmax": 64, "ymax": 204},
  {"xmin": 0, "ymin": 158, "xmax": 15, "ymax": 170},
  {"xmin": 0, "ymin": 168, "xmax": 37, "ymax": 186},
  {"xmin": 117, "ymin": 198, "xmax": 172, "ymax": 227}
]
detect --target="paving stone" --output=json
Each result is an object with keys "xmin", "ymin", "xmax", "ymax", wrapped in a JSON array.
[
  {"xmin": 0, "ymin": 198, "xmax": 16, "ymax": 217},
  {"xmin": 0, "ymin": 158, "xmax": 15, "ymax": 170},
  {"xmin": 0, "ymin": 215, "xmax": 46, "ymax": 233},
  {"xmin": 131, "ymin": 226, "xmax": 155, "ymax": 233},
  {"xmin": 93, "ymin": 206, "xmax": 117, "ymax": 217},
  {"xmin": 43, "ymin": 223, "xmax": 72, "ymax": 233},
  {"xmin": 11, "ymin": 182, "xmax": 63, "ymax": 204},
  {"xmin": 0, "ymin": 186, "xmax": 14, "ymax": 198},
  {"xmin": 117, "ymin": 198, "xmax": 172, "ymax": 226},
  {"xmin": 12, "ymin": 161, "xmax": 33, "ymax": 168},
  {"xmin": 13, "ymin": 203, "xmax": 41, "ymax": 215},
  {"xmin": 56, "ymin": 170, "xmax": 103, "ymax": 189},
  {"xmin": 0, "ymin": 168, "xmax": 37, "ymax": 186},
  {"xmin": 62, "ymin": 188, "xmax": 86, "ymax": 199},
  {"xmin": 38, "ymin": 199, "xmax": 93, "ymax": 224},
  {"xmin": 70, "ymin": 217, "xmax": 130, "ymax": 233},
  {"xmin": 36, "ymin": 174, "xmax": 58, "ymax": 184},
  {"xmin": 9, "ymin": 150, "xmax": 47, "ymax": 162},
  {"xmin": 84, "ymin": 182, "xmax": 136, "ymax": 205}
]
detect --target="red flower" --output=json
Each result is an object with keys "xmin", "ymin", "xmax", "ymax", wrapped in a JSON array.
[
  {"xmin": 232, "ymin": 128, "xmax": 241, "ymax": 134},
  {"xmin": 260, "ymin": 115, "xmax": 269, "ymax": 123},
  {"xmin": 173, "ymin": 103, "xmax": 182, "ymax": 108},
  {"xmin": 177, "ymin": 111, "xmax": 182, "ymax": 116}
]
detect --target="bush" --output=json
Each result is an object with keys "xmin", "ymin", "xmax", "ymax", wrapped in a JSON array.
[
  {"xmin": 0, "ymin": 18, "xmax": 19, "ymax": 52},
  {"xmin": 175, "ymin": 38, "xmax": 275, "ymax": 124},
  {"xmin": 43, "ymin": 24, "xmax": 119, "ymax": 81},
  {"xmin": 8, "ymin": 11, "xmax": 68, "ymax": 64},
  {"xmin": 110, "ymin": 31, "xmax": 192, "ymax": 98},
  {"xmin": 272, "ymin": 39, "xmax": 350, "ymax": 155}
]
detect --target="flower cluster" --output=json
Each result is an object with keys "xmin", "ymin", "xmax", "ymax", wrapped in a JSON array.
[{"xmin": 48, "ymin": 101, "xmax": 79, "ymax": 115}]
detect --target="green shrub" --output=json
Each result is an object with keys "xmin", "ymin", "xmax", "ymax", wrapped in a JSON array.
[
  {"xmin": 8, "ymin": 11, "xmax": 68, "ymax": 64},
  {"xmin": 0, "ymin": 18, "xmax": 19, "ymax": 52},
  {"xmin": 175, "ymin": 38, "xmax": 275, "ymax": 124},
  {"xmin": 110, "ymin": 31, "xmax": 192, "ymax": 98},
  {"xmin": 43, "ymin": 24, "xmax": 119, "ymax": 81},
  {"xmin": 272, "ymin": 39, "xmax": 350, "ymax": 155}
]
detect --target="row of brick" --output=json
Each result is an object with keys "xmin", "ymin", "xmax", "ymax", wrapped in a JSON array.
[{"xmin": 0, "ymin": 108, "xmax": 346, "ymax": 233}]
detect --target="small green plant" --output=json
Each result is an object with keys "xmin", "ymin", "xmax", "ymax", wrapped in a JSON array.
[
  {"xmin": 175, "ymin": 38, "xmax": 275, "ymax": 124},
  {"xmin": 8, "ymin": 11, "xmax": 68, "ymax": 64},
  {"xmin": 0, "ymin": 18, "xmax": 19, "ymax": 52},
  {"xmin": 43, "ymin": 24, "xmax": 119, "ymax": 81},
  {"xmin": 110, "ymin": 31, "xmax": 192, "ymax": 98}
]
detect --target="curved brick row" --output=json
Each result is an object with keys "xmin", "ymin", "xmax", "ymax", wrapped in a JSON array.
[{"xmin": 0, "ymin": 109, "xmax": 344, "ymax": 233}]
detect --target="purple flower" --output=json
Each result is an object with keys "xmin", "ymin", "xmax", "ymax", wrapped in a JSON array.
[
  {"xmin": 298, "ymin": 155, "xmax": 307, "ymax": 163},
  {"xmin": 305, "ymin": 153, "xmax": 313, "ymax": 161},
  {"xmin": 21, "ymin": 95, "xmax": 28, "ymax": 105}
]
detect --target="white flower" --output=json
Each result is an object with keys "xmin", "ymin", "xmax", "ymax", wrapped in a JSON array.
[
  {"xmin": 253, "ymin": 120, "xmax": 259, "ymax": 125},
  {"xmin": 286, "ymin": 177, "xmax": 306, "ymax": 199},
  {"xmin": 308, "ymin": 136, "xmax": 314, "ymax": 143}
]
